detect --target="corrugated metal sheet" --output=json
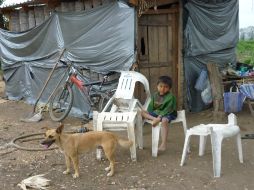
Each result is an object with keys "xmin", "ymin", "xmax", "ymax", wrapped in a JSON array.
[{"xmin": 0, "ymin": 0, "xmax": 35, "ymax": 8}]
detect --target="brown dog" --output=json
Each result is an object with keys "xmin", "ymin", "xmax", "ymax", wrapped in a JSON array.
[{"xmin": 41, "ymin": 124, "xmax": 133, "ymax": 178}]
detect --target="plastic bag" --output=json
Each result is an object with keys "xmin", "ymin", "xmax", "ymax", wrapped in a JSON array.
[
  {"xmin": 201, "ymin": 82, "xmax": 212, "ymax": 105},
  {"xmin": 195, "ymin": 69, "xmax": 208, "ymax": 91},
  {"xmin": 223, "ymin": 86, "xmax": 246, "ymax": 113}
]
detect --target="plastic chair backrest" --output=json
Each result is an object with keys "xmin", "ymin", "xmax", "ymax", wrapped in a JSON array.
[{"xmin": 114, "ymin": 71, "xmax": 151, "ymax": 108}]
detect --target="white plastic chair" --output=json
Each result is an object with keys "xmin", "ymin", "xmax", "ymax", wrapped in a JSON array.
[
  {"xmin": 144, "ymin": 110, "xmax": 189, "ymax": 157},
  {"xmin": 180, "ymin": 113, "xmax": 243, "ymax": 177},
  {"xmin": 102, "ymin": 71, "xmax": 151, "ymax": 113},
  {"xmin": 94, "ymin": 71, "xmax": 150, "ymax": 161},
  {"xmin": 93, "ymin": 111, "xmax": 142, "ymax": 161}
]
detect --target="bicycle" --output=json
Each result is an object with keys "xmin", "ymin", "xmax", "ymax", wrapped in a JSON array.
[{"xmin": 48, "ymin": 60, "xmax": 116, "ymax": 122}]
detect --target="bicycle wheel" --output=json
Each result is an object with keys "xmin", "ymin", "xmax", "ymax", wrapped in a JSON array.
[
  {"xmin": 90, "ymin": 93, "xmax": 103, "ymax": 111},
  {"xmin": 98, "ymin": 89, "xmax": 116, "ymax": 112},
  {"xmin": 49, "ymin": 84, "xmax": 73, "ymax": 122}
]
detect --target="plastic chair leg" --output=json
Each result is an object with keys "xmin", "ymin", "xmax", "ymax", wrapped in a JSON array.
[
  {"xmin": 93, "ymin": 111, "xmax": 98, "ymax": 131},
  {"xmin": 199, "ymin": 135, "xmax": 207, "ymax": 156},
  {"xmin": 180, "ymin": 111, "xmax": 190, "ymax": 153},
  {"xmin": 180, "ymin": 132, "xmax": 191, "ymax": 166},
  {"xmin": 136, "ymin": 114, "xmax": 143, "ymax": 149},
  {"xmin": 95, "ymin": 115, "xmax": 103, "ymax": 160},
  {"xmin": 236, "ymin": 133, "xmax": 243, "ymax": 163},
  {"xmin": 127, "ymin": 124, "xmax": 137, "ymax": 161},
  {"xmin": 96, "ymin": 149, "xmax": 102, "ymax": 160},
  {"xmin": 152, "ymin": 125, "xmax": 161, "ymax": 157},
  {"xmin": 211, "ymin": 132, "xmax": 223, "ymax": 178},
  {"xmin": 182, "ymin": 118, "xmax": 188, "ymax": 135},
  {"xmin": 182, "ymin": 121, "xmax": 190, "ymax": 154}
]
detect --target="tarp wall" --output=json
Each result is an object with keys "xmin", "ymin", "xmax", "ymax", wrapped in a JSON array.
[
  {"xmin": 0, "ymin": 1, "xmax": 135, "ymax": 117},
  {"xmin": 183, "ymin": 0, "xmax": 239, "ymax": 112}
]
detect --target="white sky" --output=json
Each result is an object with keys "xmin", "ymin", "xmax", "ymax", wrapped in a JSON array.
[{"xmin": 239, "ymin": 0, "xmax": 254, "ymax": 28}]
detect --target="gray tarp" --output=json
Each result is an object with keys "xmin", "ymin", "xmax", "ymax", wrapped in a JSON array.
[
  {"xmin": 0, "ymin": 1, "xmax": 135, "ymax": 117},
  {"xmin": 183, "ymin": 0, "xmax": 238, "ymax": 112}
]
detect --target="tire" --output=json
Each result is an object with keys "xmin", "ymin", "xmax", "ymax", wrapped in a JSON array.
[
  {"xmin": 98, "ymin": 94, "xmax": 110, "ymax": 112},
  {"xmin": 98, "ymin": 89, "xmax": 116, "ymax": 112},
  {"xmin": 49, "ymin": 84, "xmax": 73, "ymax": 122},
  {"xmin": 89, "ymin": 93, "xmax": 103, "ymax": 112}
]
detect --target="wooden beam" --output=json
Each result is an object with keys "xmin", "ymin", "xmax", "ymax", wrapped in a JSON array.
[
  {"xmin": 129, "ymin": 0, "xmax": 179, "ymax": 7},
  {"xmin": 207, "ymin": 63, "xmax": 225, "ymax": 120},
  {"xmin": 156, "ymin": 0, "xmax": 179, "ymax": 7},
  {"xmin": 177, "ymin": 0, "xmax": 183, "ymax": 109},
  {"xmin": 139, "ymin": 19, "xmax": 172, "ymax": 26},
  {"xmin": 144, "ymin": 7, "xmax": 178, "ymax": 14},
  {"xmin": 129, "ymin": 0, "xmax": 138, "ymax": 6},
  {"xmin": 0, "ymin": 0, "xmax": 57, "ymax": 10}
]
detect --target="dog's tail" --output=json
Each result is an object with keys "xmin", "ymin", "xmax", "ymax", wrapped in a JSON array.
[{"xmin": 117, "ymin": 138, "xmax": 133, "ymax": 148}]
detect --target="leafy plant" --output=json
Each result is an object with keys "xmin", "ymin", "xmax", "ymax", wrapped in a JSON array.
[{"xmin": 237, "ymin": 40, "xmax": 254, "ymax": 66}]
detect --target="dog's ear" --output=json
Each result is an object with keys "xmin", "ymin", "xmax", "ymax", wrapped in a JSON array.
[{"xmin": 56, "ymin": 123, "xmax": 64, "ymax": 134}]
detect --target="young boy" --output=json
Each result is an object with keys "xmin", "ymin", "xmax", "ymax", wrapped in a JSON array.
[{"xmin": 141, "ymin": 76, "xmax": 177, "ymax": 151}]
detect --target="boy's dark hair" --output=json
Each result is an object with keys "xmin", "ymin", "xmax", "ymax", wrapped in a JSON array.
[{"xmin": 157, "ymin": 76, "xmax": 172, "ymax": 88}]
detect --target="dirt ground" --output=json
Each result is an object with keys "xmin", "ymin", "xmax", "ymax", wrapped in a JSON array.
[{"xmin": 1, "ymin": 79, "xmax": 254, "ymax": 190}]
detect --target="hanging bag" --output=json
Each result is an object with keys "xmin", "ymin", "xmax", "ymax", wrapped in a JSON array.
[
  {"xmin": 223, "ymin": 85, "xmax": 246, "ymax": 113},
  {"xmin": 195, "ymin": 69, "xmax": 208, "ymax": 91}
]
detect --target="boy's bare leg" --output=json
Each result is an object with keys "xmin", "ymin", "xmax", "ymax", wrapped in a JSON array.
[
  {"xmin": 141, "ymin": 111, "xmax": 161, "ymax": 126},
  {"xmin": 158, "ymin": 118, "xmax": 169, "ymax": 151}
]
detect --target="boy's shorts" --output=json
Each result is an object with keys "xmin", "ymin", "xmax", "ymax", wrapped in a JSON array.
[{"xmin": 148, "ymin": 112, "xmax": 177, "ymax": 123}]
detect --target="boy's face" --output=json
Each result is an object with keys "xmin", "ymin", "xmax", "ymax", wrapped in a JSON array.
[{"xmin": 157, "ymin": 82, "xmax": 170, "ymax": 96}]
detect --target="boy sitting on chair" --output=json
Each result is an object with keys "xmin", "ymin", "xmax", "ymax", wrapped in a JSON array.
[{"xmin": 141, "ymin": 76, "xmax": 177, "ymax": 151}]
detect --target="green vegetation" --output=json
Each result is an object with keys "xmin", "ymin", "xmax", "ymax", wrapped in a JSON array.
[{"xmin": 237, "ymin": 40, "xmax": 254, "ymax": 66}]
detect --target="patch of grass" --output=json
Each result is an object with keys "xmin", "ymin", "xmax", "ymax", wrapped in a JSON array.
[{"xmin": 237, "ymin": 40, "xmax": 254, "ymax": 66}]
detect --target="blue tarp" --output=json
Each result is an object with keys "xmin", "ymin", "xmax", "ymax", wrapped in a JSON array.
[
  {"xmin": 0, "ymin": 1, "xmax": 135, "ymax": 116},
  {"xmin": 183, "ymin": 0, "xmax": 239, "ymax": 112}
]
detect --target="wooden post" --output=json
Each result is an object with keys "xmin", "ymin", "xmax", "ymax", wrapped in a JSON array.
[
  {"xmin": 177, "ymin": 0, "xmax": 183, "ymax": 110},
  {"xmin": 247, "ymin": 99, "xmax": 254, "ymax": 116},
  {"xmin": 206, "ymin": 63, "xmax": 225, "ymax": 121}
]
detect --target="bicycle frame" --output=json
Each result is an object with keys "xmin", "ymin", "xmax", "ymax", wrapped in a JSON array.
[
  {"xmin": 63, "ymin": 61, "xmax": 110, "ymax": 106},
  {"xmin": 49, "ymin": 60, "xmax": 116, "ymax": 121}
]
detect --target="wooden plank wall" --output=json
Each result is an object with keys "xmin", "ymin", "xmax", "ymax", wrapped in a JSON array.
[
  {"xmin": 7, "ymin": 0, "xmax": 115, "ymax": 32},
  {"xmin": 5, "ymin": 0, "xmax": 116, "ymax": 81},
  {"xmin": 137, "ymin": 10, "xmax": 180, "ymax": 107}
]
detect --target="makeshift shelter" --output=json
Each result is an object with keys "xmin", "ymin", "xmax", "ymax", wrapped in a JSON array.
[
  {"xmin": 0, "ymin": 0, "xmax": 239, "ymax": 115},
  {"xmin": 182, "ymin": 0, "xmax": 239, "ymax": 112},
  {"xmin": 0, "ymin": 1, "xmax": 135, "ymax": 116}
]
